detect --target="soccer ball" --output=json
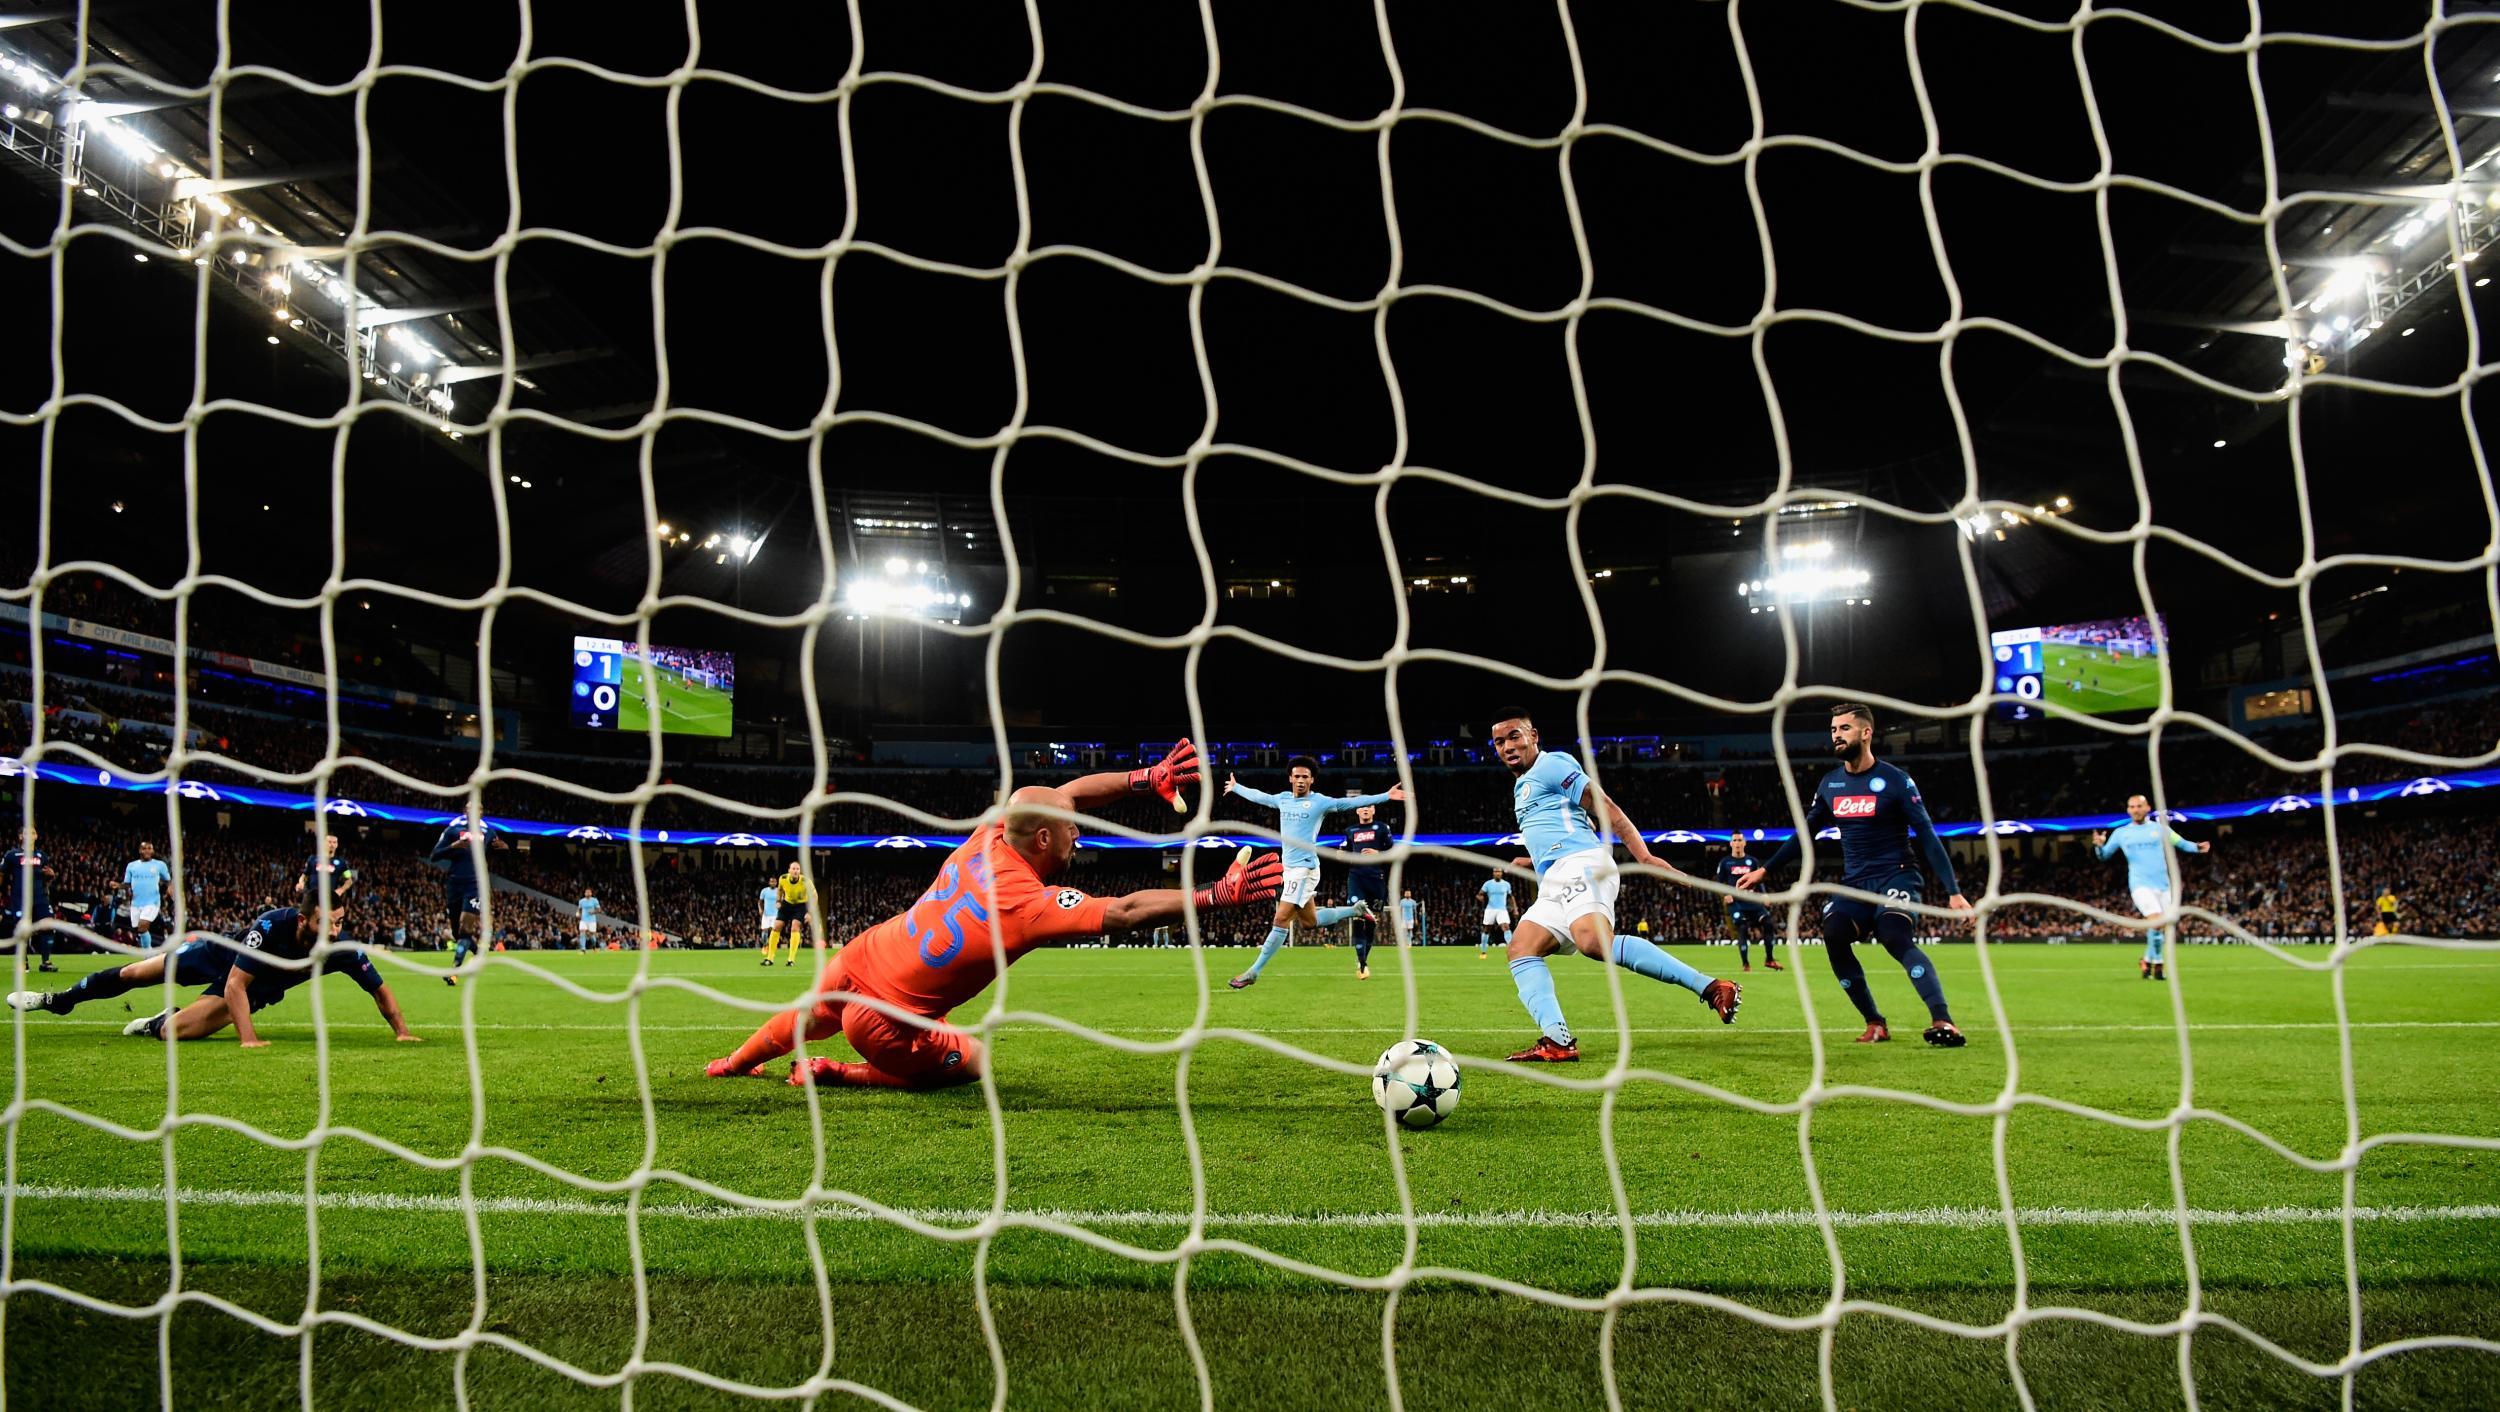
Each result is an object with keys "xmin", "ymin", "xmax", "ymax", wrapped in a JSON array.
[{"xmin": 1372, "ymin": 1038, "xmax": 1461, "ymax": 1129}]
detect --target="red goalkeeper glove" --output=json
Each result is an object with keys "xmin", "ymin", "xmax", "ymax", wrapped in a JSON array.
[
  {"xmin": 1129, "ymin": 738, "xmax": 1201, "ymax": 813},
  {"xmin": 1195, "ymin": 849, "xmax": 1282, "ymax": 910}
]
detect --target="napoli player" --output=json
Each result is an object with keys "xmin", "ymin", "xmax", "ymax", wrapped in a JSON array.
[
  {"xmin": 1475, "ymin": 868, "xmax": 1514, "ymax": 957},
  {"xmin": 1491, "ymin": 708, "xmax": 1739, "ymax": 1062},
  {"xmin": 11, "ymin": 902, "xmax": 419, "ymax": 1045},
  {"xmin": 5, "ymin": 827, "xmax": 57, "ymax": 973},
  {"xmin": 123, "ymin": 840, "xmax": 174, "ymax": 949},
  {"xmin": 294, "ymin": 833, "xmax": 356, "ymax": 907},
  {"xmin": 704, "ymin": 741, "xmax": 1283, "ymax": 1089},
  {"xmin": 430, "ymin": 810, "xmax": 505, "ymax": 984},
  {"xmin": 1222, "ymin": 759, "xmax": 1403, "ymax": 989},
  {"xmin": 1341, "ymin": 800, "xmax": 1393, "ymax": 980},
  {"xmin": 1714, "ymin": 834, "xmax": 1780, "ymax": 972},
  {"xmin": 1739, "ymin": 703, "xmax": 1969, "ymax": 1047},
  {"xmin": 2092, "ymin": 795, "xmax": 2209, "ymax": 980}
]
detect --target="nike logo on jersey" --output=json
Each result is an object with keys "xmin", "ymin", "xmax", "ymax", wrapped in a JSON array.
[{"xmin": 1832, "ymin": 795, "xmax": 1879, "ymax": 818}]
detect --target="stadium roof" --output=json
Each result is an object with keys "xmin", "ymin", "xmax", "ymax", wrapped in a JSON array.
[{"xmin": 4, "ymin": 1, "xmax": 2495, "ymax": 737}]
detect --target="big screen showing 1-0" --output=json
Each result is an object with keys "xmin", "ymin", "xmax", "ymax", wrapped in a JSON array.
[
  {"xmin": 1992, "ymin": 616, "xmax": 2166, "ymax": 720},
  {"xmin": 570, "ymin": 636, "xmax": 736, "ymax": 737}
]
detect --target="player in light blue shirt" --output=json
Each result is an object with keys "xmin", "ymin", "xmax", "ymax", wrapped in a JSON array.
[
  {"xmin": 2093, "ymin": 794, "xmax": 2210, "ymax": 981},
  {"xmin": 757, "ymin": 883, "xmax": 779, "ymax": 962},
  {"xmin": 1397, "ymin": 890, "xmax": 1422, "ymax": 947},
  {"xmin": 122, "ymin": 841, "xmax": 173, "ymax": 949},
  {"xmin": 577, "ymin": 888, "xmax": 601, "ymax": 952},
  {"xmin": 1222, "ymin": 756, "xmax": 1407, "ymax": 989},
  {"xmin": 1476, "ymin": 869, "xmax": 1514, "ymax": 957},
  {"xmin": 1491, "ymin": 706, "xmax": 1739, "ymax": 1062}
]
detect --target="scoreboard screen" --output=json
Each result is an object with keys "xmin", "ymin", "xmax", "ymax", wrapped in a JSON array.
[
  {"xmin": 1990, "ymin": 627, "xmax": 2046, "ymax": 718},
  {"xmin": 571, "ymin": 636, "xmax": 736, "ymax": 738},
  {"xmin": 1992, "ymin": 615, "xmax": 2167, "ymax": 720}
]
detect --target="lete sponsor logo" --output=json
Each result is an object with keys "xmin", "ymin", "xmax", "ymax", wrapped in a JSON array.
[{"xmin": 1831, "ymin": 795, "xmax": 1878, "ymax": 819}]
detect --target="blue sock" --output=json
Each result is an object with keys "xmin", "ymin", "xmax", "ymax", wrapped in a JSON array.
[
  {"xmin": 51, "ymin": 964, "xmax": 139, "ymax": 1013},
  {"xmin": 1478, "ymin": 931, "xmax": 1489, "ymax": 952},
  {"xmin": 1508, "ymin": 955, "xmax": 1572, "ymax": 1046},
  {"xmin": 1314, "ymin": 905, "xmax": 1357, "ymax": 928},
  {"xmin": 1876, "ymin": 916, "xmax": 1951, "ymax": 1022},
  {"xmin": 1244, "ymin": 927, "xmax": 1289, "ymax": 977},
  {"xmin": 1611, "ymin": 934, "xmax": 1713, "ymax": 997},
  {"xmin": 1824, "ymin": 930, "xmax": 1886, "ymax": 1023},
  {"xmin": 2145, "ymin": 928, "xmax": 2164, "ymax": 963}
]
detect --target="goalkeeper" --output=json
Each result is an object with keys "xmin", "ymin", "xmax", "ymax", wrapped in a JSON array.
[{"xmin": 706, "ymin": 742, "xmax": 1283, "ymax": 1090}]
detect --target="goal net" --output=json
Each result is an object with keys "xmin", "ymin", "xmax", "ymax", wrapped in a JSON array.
[{"xmin": 4, "ymin": 1, "xmax": 2499, "ymax": 1407}]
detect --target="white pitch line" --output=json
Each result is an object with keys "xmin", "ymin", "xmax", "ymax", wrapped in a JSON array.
[
  {"xmin": 21, "ymin": 1019, "xmax": 2500, "ymax": 1038},
  {"xmin": 4, "ymin": 1183, "xmax": 2497, "ymax": 1233}
]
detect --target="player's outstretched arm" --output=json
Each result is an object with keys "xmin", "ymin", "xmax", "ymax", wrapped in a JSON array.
[
  {"xmin": 1586, "ymin": 784, "xmax": 1677, "ymax": 874},
  {"xmin": 370, "ymin": 982, "xmax": 420, "ymax": 1042},
  {"xmin": 221, "ymin": 969, "xmax": 267, "ymax": 1048},
  {"xmin": 1746, "ymin": 792, "xmax": 1828, "ymax": 888},
  {"xmin": 1098, "ymin": 850, "xmax": 1284, "ymax": 933},
  {"xmin": 1322, "ymin": 787, "xmax": 1404, "ymax": 816},
  {"xmin": 1057, "ymin": 739, "xmax": 1201, "ymax": 811},
  {"xmin": 1900, "ymin": 787, "xmax": 1970, "ymax": 910}
]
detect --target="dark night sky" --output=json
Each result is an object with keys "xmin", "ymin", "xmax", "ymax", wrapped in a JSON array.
[{"xmin": 2, "ymin": 0, "xmax": 2494, "ymax": 746}]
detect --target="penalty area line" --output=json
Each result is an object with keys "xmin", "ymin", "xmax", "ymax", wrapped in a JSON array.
[{"xmin": 3, "ymin": 1184, "xmax": 2498, "ymax": 1233}]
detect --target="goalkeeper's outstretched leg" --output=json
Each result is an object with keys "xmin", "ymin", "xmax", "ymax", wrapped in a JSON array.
[
  {"xmin": 791, "ymin": 1006, "xmax": 984, "ymax": 1090},
  {"xmin": 707, "ymin": 954, "xmax": 851, "ymax": 1077}
]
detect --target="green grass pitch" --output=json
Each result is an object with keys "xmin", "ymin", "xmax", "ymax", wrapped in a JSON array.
[
  {"xmin": 7, "ymin": 944, "xmax": 2498, "ymax": 1409},
  {"xmin": 616, "ymin": 659, "xmax": 734, "ymax": 738},
  {"xmin": 2043, "ymin": 644, "xmax": 2166, "ymax": 715}
]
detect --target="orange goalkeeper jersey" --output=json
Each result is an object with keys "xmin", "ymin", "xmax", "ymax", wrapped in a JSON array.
[{"xmin": 840, "ymin": 824, "xmax": 1111, "ymax": 1015}]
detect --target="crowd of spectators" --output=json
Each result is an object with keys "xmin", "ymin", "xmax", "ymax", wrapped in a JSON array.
[{"xmin": 13, "ymin": 798, "xmax": 2493, "ymax": 960}]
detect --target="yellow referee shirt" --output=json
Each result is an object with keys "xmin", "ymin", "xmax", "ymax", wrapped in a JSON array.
[{"xmin": 776, "ymin": 874, "xmax": 812, "ymax": 908}]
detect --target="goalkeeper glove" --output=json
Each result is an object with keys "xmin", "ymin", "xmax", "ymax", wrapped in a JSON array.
[
  {"xmin": 1195, "ymin": 848, "xmax": 1283, "ymax": 910},
  {"xmin": 1129, "ymin": 738, "xmax": 1201, "ymax": 813}
]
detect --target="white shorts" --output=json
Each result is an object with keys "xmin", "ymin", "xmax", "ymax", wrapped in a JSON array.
[
  {"xmin": 129, "ymin": 904, "xmax": 161, "ymax": 926},
  {"xmin": 1520, "ymin": 848, "xmax": 1618, "ymax": 937},
  {"xmin": 1280, "ymin": 867, "xmax": 1319, "ymax": 908},
  {"xmin": 2131, "ymin": 885, "xmax": 2173, "ymax": 920},
  {"xmin": 579, "ymin": 919, "xmax": 599, "ymax": 935},
  {"xmin": 1480, "ymin": 907, "xmax": 1510, "ymax": 928}
]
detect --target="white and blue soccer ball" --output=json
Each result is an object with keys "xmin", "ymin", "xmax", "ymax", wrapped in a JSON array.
[{"xmin": 1372, "ymin": 1039, "xmax": 1461, "ymax": 1130}]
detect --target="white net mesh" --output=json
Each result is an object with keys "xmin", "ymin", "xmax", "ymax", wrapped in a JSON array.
[{"xmin": 5, "ymin": 0, "xmax": 2500, "ymax": 1407}]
